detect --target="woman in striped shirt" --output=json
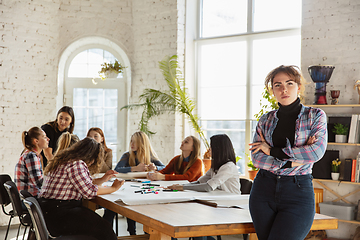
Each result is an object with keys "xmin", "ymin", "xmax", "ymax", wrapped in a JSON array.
[{"xmin": 249, "ymin": 65, "xmax": 327, "ymax": 240}]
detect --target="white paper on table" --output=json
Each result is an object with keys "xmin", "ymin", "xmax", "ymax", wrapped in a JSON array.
[
  {"xmin": 99, "ymin": 180, "xmax": 248, "ymax": 206},
  {"xmin": 93, "ymin": 172, "xmax": 148, "ymax": 180}
]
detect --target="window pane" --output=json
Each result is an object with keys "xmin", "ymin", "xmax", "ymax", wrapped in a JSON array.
[
  {"xmin": 250, "ymin": 35, "xmax": 301, "ymax": 117},
  {"xmin": 105, "ymin": 89, "xmax": 118, "ymax": 107},
  {"xmin": 73, "ymin": 107, "xmax": 87, "ymax": 139},
  {"xmin": 203, "ymin": 120, "xmax": 246, "ymax": 175},
  {"xmin": 89, "ymin": 89, "xmax": 103, "ymax": 107},
  {"xmin": 68, "ymin": 49, "xmax": 119, "ymax": 78},
  {"xmin": 73, "ymin": 88, "xmax": 87, "ymax": 107},
  {"xmin": 254, "ymin": 0, "xmax": 302, "ymax": 32},
  {"xmin": 89, "ymin": 108, "xmax": 103, "ymax": 127},
  {"xmin": 104, "ymin": 108, "xmax": 117, "ymax": 142},
  {"xmin": 202, "ymin": 0, "xmax": 247, "ymax": 38}
]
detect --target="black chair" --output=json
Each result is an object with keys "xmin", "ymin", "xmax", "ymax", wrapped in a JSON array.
[
  {"xmin": 4, "ymin": 180, "xmax": 32, "ymax": 240},
  {"xmin": 240, "ymin": 178, "xmax": 253, "ymax": 240},
  {"xmin": 240, "ymin": 178, "xmax": 253, "ymax": 195},
  {"xmin": 0, "ymin": 174, "xmax": 15, "ymax": 240},
  {"xmin": 23, "ymin": 197, "xmax": 97, "ymax": 240}
]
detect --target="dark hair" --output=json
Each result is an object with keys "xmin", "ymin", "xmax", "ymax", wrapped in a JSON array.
[
  {"xmin": 210, "ymin": 134, "xmax": 236, "ymax": 172},
  {"xmin": 44, "ymin": 137, "xmax": 104, "ymax": 175},
  {"xmin": 86, "ymin": 127, "xmax": 111, "ymax": 153},
  {"xmin": 47, "ymin": 106, "xmax": 75, "ymax": 133},
  {"xmin": 21, "ymin": 127, "xmax": 43, "ymax": 153}
]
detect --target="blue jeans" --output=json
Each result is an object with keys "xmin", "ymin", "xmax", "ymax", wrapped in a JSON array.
[{"xmin": 249, "ymin": 169, "xmax": 315, "ymax": 240}]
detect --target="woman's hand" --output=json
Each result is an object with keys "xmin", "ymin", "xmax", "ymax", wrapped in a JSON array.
[
  {"xmin": 306, "ymin": 136, "xmax": 317, "ymax": 145},
  {"xmin": 249, "ymin": 131, "xmax": 271, "ymax": 155},
  {"xmin": 111, "ymin": 179, "xmax": 125, "ymax": 191},
  {"xmin": 132, "ymin": 163, "xmax": 147, "ymax": 172},
  {"xmin": 147, "ymin": 163, "xmax": 157, "ymax": 172},
  {"xmin": 167, "ymin": 184, "xmax": 184, "ymax": 191},
  {"xmin": 147, "ymin": 172, "xmax": 165, "ymax": 181},
  {"xmin": 102, "ymin": 170, "xmax": 117, "ymax": 182}
]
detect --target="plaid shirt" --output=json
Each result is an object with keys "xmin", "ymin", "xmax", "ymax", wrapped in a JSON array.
[
  {"xmin": 39, "ymin": 160, "xmax": 98, "ymax": 200},
  {"xmin": 251, "ymin": 104, "xmax": 328, "ymax": 176},
  {"xmin": 15, "ymin": 150, "xmax": 43, "ymax": 196}
]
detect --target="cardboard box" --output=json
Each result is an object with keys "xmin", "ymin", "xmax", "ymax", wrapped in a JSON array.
[{"xmin": 319, "ymin": 201, "xmax": 356, "ymax": 220}]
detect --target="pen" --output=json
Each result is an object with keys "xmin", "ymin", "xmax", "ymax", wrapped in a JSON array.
[
  {"xmin": 142, "ymin": 183, "xmax": 160, "ymax": 186},
  {"xmin": 163, "ymin": 189, "xmax": 178, "ymax": 192},
  {"xmin": 135, "ymin": 190, "xmax": 143, "ymax": 193},
  {"xmin": 131, "ymin": 185, "xmax": 140, "ymax": 188}
]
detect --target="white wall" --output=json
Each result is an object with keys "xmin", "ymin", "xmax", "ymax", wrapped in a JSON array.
[
  {"xmin": 0, "ymin": 0, "xmax": 184, "ymax": 226},
  {"xmin": 302, "ymin": 0, "xmax": 360, "ymax": 238}
]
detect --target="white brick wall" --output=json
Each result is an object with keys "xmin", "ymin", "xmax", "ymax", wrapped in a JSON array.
[
  {"xmin": 303, "ymin": 0, "xmax": 360, "ymax": 238},
  {"xmin": 0, "ymin": 0, "xmax": 185, "ymax": 226}
]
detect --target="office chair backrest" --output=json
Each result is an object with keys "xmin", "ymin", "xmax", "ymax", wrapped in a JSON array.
[
  {"xmin": 4, "ymin": 180, "xmax": 25, "ymax": 217},
  {"xmin": 23, "ymin": 197, "xmax": 49, "ymax": 240},
  {"xmin": 240, "ymin": 178, "xmax": 253, "ymax": 195},
  {"xmin": 0, "ymin": 175, "xmax": 12, "ymax": 206}
]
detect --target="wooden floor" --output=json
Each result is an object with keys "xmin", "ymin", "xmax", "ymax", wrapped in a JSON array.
[{"xmin": 0, "ymin": 210, "xmax": 244, "ymax": 240}]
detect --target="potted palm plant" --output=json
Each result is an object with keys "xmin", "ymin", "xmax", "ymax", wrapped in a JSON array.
[{"xmin": 121, "ymin": 55, "xmax": 209, "ymax": 149}]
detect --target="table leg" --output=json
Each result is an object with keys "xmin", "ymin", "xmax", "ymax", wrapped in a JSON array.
[
  {"xmin": 143, "ymin": 226, "xmax": 171, "ymax": 240},
  {"xmin": 249, "ymin": 233, "xmax": 258, "ymax": 240}
]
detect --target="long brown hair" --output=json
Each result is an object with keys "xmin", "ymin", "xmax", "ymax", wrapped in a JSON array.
[
  {"xmin": 175, "ymin": 136, "xmax": 201, "ymax": 174},
  {"xmin": 86, "ymin": 127, "xmax": 111, "ymax": 153},
  {"xmin": 129, "ymin": 131, "xmax": 158, "ymax": 166},
  {"xmin": 44, "ymin": 137, "xmax": 104, "ymax": 175},
  {"xmin": 47, "ymin": 106, "xmax": 75, "ymax": 133},
  {"xmin": 54, "ymin": 132, "xmax": 79, "ymax": 156},
  {"xmin": 21, "ymin": 127, "xmax": 43, "ymax": 153}
]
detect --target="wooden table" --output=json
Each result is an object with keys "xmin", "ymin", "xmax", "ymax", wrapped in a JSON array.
[{"xmin": 90, "ymin": 196, "xmax": 338, "ymax": 240}]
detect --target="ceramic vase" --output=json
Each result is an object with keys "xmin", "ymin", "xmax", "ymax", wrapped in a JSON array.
[
  {"xmin": 331, "ymin": 172, "xmax": 340, "ymax": 181},
  {"xmin": 335, "ymin": 135, "xmax": 347, "ymax": 143}
]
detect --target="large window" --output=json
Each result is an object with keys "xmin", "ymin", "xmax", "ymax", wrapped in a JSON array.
[{"xmin": 198, "ymin": 0, "xmax": 302, "ymax": 175}]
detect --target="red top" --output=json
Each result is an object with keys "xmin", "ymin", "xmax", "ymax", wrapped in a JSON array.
[{"xmin": 159, "ymin": 155, "xmax": 203, "ymax": 182}]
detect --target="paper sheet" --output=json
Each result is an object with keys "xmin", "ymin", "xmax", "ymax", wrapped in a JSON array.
[{"xmin": 100, "ymin": 180, "xmax": 247, "ymax": 206}]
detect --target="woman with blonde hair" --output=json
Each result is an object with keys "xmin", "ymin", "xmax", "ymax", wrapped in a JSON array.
[
  {"xmin": 15, "ymin": 127, "xmax": 49, "ymax": 197},
  {"xmin": 147, "ymin": 136, "xmax": 204, "ymax": 181},
  {"xmin": 106, "ymin": 131, "xmax": 165, "ymax": 235},
  {"xmin": 114, "ymin": 131, "xmax": 165, "ymax": 173},
  {"xmin": 54, "ymin": 132, "xmax": 79, "ymax": 156},
  {"xmin": 87, "ymin": 127, "xmax": 112, "ymax": 173}
]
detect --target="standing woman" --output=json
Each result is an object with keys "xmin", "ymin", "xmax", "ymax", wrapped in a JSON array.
[
  {"xmin": 87, "ymin": 127, "xmax": 113, "ymax": 173},
  {"xmin": 15, "ymin": 127, "xmax": 49, "ymax": 197},
  {"xmin": 38, "ymin": 137, "xmax": 123, "ymax": 240},
  {"xmin": 249, "ymin": 65, "xmax": 327, "ymax": 240},
  {"xmin": 41, "ymin": 106, "xmax": 75, "ymax": 168},
  {"xmin": 168, "ymin": 134, "xmax": 240, "ymax": 194},
  {"xmin": 147, "ymin": 136, "xmax": 203, "ymax": 182}
]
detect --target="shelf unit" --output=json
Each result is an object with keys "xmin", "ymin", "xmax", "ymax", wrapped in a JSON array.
[{"xmin": 313, "ymin": 179, "xmax": 360, "ymax": 225}]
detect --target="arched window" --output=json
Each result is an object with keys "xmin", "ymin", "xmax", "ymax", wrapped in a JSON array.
[{"xmin": 60, "ymin": 40, "xmax": 130, "ymax": 168}]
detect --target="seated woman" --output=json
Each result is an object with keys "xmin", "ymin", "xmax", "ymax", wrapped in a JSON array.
[
  {"xmin": 53, "ymin": 132, "xmax": 79, "ymax": 156},
  {"xmin": 147, "ymin": 136, "xmax": 203, "ymax": 181},
  {"xmin": 87, "ymin": 127, "xmax": 113, "ymax": 173},
  {"xmin": 114, "ymin": 131, "xmax": 165, "ymax": 173},
  {"xmin": 38, "ymin": 138, "xmax": 124, "ymax": 240},
  {"xmin": 168, "ymin": 134, "xmax": 240, "ymax": 194},
  {"xmin": 15, "ymin": 127, "xmax": 50, "ymax": 197},
  {"xmin": 105, "ymin": 131, "xmax": 165, "ymax": 235}
]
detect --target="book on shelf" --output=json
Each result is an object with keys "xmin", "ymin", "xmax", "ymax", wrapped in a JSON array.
[
  {"xmin": 343, "ymin": 158, "xmax": 352, "ymax": 181},
  {"xmin": 352, "ymin": 159, "xmax": 357, "ymax": 182},
  {"xmin": 348, "ymin": 114, "xmax": 359, "ymax": 143}
]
